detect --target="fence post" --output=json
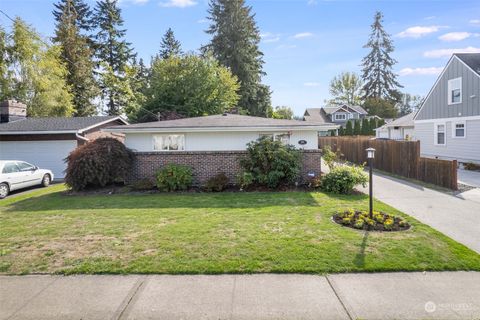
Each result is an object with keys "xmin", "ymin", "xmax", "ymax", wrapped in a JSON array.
[{"xmin": 452, "ymin": 160, "xmax": 458, "ymax": 190}]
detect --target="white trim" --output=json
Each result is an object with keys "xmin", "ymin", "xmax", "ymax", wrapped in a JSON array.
[
  {"xmin": 334, "ymin": 113, "xmax": 348, "ymax": 121},
  {"xmin": 414, "ymin": 115, "xmax": 480, "ymax": 123},
  {"xmin": 76, "ymin": 133, "xmax": 89, "ymax": 142},
  {"xmin": 77, "ymin": 116, "xmax": 129, "ymax": 133},
  {"xmin": 447, "ymin": 77, "xmax": 462, "ymax": 105},
  {"xmin": 0, "ymin": 130, "xmax": 77, "ymax": 135},
  {"xmin": 434, "ymin": 122, "xmax": 447, "ymax": 146},
  {"xmin": 451, "ymin": 120, "xmax": 466, "ymax": 139},
  {"xmin": 105, "ymin": 125, "xmax": 332, "ymax": 134}
]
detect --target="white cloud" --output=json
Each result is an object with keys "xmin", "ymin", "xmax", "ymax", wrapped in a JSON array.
[
  {"xmin": 133, "ymin": 0, "xmax": 149, "ymax": 4},
  {"xmin": 307, "ymin": 0, "xmax": 318, "ymax": 5},
  {"xmin": 424, "ymin": 16, "xmax": 436, "ymax": 20},
  {"xmin": 470, "ymin": 19, "xmax": 480, "ymax": 25},
  {"xmin": 293, "ymin": 32, "xmax": 314, "ymax": 39},
  {"xmin": 159, "ymin": 0, "xmax": 196, "ymax": 8},
  {"xmin": 304, "ymin": 82, "xmax": 321, "ymax": 87},
  {"xmin": 396, "ymin": 26, "xmax": 443, "ymax": 38},
  {"xmin": 197, "ymin": 19, "xmax": 208, "ymax": 24},
  {"xmin": 439, "ymin": 32, "xmax": 472, "ymax": 42},
  {"xmin": 399, "ymin": 67, "xmax": 443, "ymax": 76},
  {"xmin": 424, "ymin": 46, "xmax": 480, "ymax": 58},
  {"xmin": 261, "ymin": 32, "xmax": 281, "ymax": 43}
]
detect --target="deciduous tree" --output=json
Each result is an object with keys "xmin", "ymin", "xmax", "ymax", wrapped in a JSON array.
[{"xmin": 328, "ymin": 72, "xmax": 363, "ymax": 106}]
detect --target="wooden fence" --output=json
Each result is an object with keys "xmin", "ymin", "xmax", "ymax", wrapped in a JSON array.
[{"xmin": 319, "ymin": 136, "xmax": 458, "ymax": 190}]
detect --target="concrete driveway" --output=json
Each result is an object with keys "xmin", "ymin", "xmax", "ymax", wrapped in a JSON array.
[
  {"xmin": 358, "ymin": 172, "xmax": 480, "ymax": 254},
  {"xmin": 458, "ymin": 169, "xmax": 480, "ymax": 188}
]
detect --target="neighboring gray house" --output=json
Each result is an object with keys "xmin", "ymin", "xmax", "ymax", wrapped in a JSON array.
[
  {"xmin": 303, "ymin": 104, "xmax": 367, "ymax": 135},
  {"xmin": 414, "ymin": 53, "xmax": 480, "ymax": 164}
]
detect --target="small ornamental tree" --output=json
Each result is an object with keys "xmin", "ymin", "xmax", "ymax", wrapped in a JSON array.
[
  {"xmin": 353, "ymin": 119, "xmax": 361, "ymax": 135},
  {"xmin": 240, "ymin": 137, "xmax": 301, "ymax": 189},
  {"xmin": 345, "ymin": 120, "xmax": 353, "ymax": 136},
  {"xmin": 65, "ymin": 138, "xmax": 133, "ymax": 191}
]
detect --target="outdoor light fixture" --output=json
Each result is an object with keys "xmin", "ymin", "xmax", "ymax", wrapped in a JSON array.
[{"xmin": 366, "ymin": 147, "xmax": 376, "ymax": 218}]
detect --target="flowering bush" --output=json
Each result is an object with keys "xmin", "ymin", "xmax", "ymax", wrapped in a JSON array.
[{"xmin": 333, "ymin": 210, "xmax": 410, "ymax": 231}]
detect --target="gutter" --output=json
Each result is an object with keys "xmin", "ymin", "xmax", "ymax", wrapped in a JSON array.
[{"xmin": 104, "ymin": 125, "xmax": 339, "ymax": 134}]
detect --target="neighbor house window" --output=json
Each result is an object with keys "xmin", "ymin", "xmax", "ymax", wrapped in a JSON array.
[
  {"xmin": 452, "ymin": 122, "xmax": 466, "ymax": 138},
  {"xmin": 435, "ymin": 124, "xmax": 446, "ymax": 145},
  {"xmin": 448, "ymin": 77, "xmax": 462, "ymax": 105},
  {"xmin": 153, "ymin": 134, "xmax": 185, "ymax": 151},
  {"xmin": 334, "ymin": 113, "xmax": 347, "ymax": 120}
]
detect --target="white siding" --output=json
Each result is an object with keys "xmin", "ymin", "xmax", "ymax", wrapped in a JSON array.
[
  {"xmin": 0, "ymin": 140, "xmax": 77, "ymax": 178},
  {"xmin": 124, "ymin": 130, "xmax": 319, "ymax": 152},
  {"xmin": 415, "ymin": 119, "xmax": 480, "ymax": 163}
]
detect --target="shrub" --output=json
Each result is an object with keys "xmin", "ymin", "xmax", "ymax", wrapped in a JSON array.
[
  {"xmin": 205, "ymin": 173, "xmax": 229, "ymax": 192},
  {"xmin": 156, "ymin": 164, "xmax": 193, "ymax": 192},
  {"xmin": 321, "ymin": 165, "xmax": 368, "ymax": 194},
  {"xmin": 322, "ymin": 146, "xmax": 342, "ymax": 171},
  {"xmin": 130, "ymin": 179, "xmax": 155, "ymax": 191},
  {"xmin": 240, "ymin": 136, "xmax": 301, "ymax": 189},
  {"xmin": 65, "ymin": 138, "xmax": 133, "ymax": 191},
  {"xmin": 464, "ymin": 162, "xmax": 480, "ymax": 171},
  {"xmin": 236, "ymin": 172, "xmax": 254, "ymax": 190}
]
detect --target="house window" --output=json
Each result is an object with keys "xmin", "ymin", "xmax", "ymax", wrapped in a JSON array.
[
  {"xmin": 448, "ymin": 77, "xmax": 462, "ymax": 105},
  {"xmin": 452, "ymin": 122, "xmax": 466, "ymax": 138},
  {"xmin": 435, "ymin": 124, "xmax": 446, "ymax": 145},
  {"xmin": 258, "ymin": 133, "xmax": 290, "ymax": 145},
  {"xmin": 152, "ymin": 134, "xmax": 185, "ymax": 151},
  {"xmin": 335, "ymin": 114, "xmax": 347, "ymax": 121}
]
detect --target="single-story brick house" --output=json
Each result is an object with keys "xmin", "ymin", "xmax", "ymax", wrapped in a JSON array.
[
  {"xmin": 0, "ymin": 100, "xmax": 128, "ymax": 178},
  {"xmin": 105, "ymin": 113, "xmax": 327, "ymax": 185}
]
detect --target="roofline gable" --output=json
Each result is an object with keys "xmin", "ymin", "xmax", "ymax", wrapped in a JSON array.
[
  {"xmin": 77, "ymin": 116, "xmax": 129, "ymax": 133},
  {"xmin": 414, "ymin": 54, "xmax": 480, "ymax": 120}
]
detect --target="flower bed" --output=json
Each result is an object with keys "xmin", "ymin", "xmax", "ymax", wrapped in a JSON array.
[{"xmin": 333, "ymin": 209, "xmax": 410, "ymax": 231}]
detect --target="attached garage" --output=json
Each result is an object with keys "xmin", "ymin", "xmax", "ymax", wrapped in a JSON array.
[{"xmin": 0, "ymin": 100, "xmax": 128, "ymax": 179}]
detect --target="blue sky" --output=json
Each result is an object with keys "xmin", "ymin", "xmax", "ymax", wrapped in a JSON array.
[{"xmin": 1, "ymin": 0, "xmax": 480, "ymax": 116}]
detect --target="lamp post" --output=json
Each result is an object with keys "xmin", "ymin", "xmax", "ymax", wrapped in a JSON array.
[{"xmin": 366, "ymin": 148, "xmax": 376, "ymax": 219}]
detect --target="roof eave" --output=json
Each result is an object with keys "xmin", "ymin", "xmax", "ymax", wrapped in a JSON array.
[{"xmin": 104, "ymin": 125, "xmax": 338, "ymax": 133}]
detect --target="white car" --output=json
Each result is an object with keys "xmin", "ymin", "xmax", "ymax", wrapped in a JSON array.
[{"xmin": 0, "ymin": 161, "xmax": 54, "ymax": 199}]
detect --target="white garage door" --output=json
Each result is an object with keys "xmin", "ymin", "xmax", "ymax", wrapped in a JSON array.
[{"xmin": 0, "ymin": 140, "xmax": 77, "ymax": 179}]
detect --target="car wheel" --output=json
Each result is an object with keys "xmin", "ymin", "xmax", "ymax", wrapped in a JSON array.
[
  {"xmin": 41, "ymin": 174, "xmax": 51, "ymax": 187},
  {"xmin": 0, "ymin": 183, "xmax": 9, "ymax": 199}
]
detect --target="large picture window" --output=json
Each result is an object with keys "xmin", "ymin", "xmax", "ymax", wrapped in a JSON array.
[
  {"xmin": 153, "ymin": 134, "xmax": 185, "ymax": 151},
  {"xmin": 448, "ymin": 77, "xmax": 462, "ymax": 105}
]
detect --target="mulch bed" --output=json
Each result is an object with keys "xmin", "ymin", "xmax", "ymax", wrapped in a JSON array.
[{"xmin": 333, "ymin": 210, "xmax": 411, "ymax": 232}]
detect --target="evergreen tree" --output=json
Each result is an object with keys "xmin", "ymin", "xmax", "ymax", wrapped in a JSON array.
[
  {"xmin": 204, "ymin": 0, "xmax": 271, "ymax": 116},
  {"xmin": 353, "ymin": 119, "xmax": 361, "ymax": 135},
  {"xmin": 369, "ymin": 117, "xmax": 377, "ymax": 135},
  {"xmin": 361, "ymin": 118, "xmax": 370, "ymax": 135},
  {"xmin": 0, "ymin": 26, "xmax": 12, "ymax": 101},
  {"xmin": 361, "ymin": 11, "xmax": 402, "ymax": 102},
  {"xmin": 338, "ymin": 126, "xmax": 344, "ymax": 136},
  {"xmin": 159, "ymin": 28, "xmax": 182, "ymax": 59},
  {"xmin": 93, "ymin": 0, "xmax": 135, "ymax": 115},
  {"xmin": 345, "ymin": 120, "xmax": 353, "ymax": 136},
  {"xmin": 53, "ymin": 0, "xmax": 98, "ymax": 116},
  {"xmin": 53, "ymin": 0, "xmax": 93, "ymax": 31}
]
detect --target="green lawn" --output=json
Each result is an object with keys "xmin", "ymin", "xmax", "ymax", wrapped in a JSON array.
[{"xmin": 1, "ymin": 184, "xmax": 479, "ymax": 275}]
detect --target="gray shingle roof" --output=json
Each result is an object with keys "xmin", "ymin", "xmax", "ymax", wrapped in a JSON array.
[
  {"xmin": 0, "ymin": 116, "xmax": 125, "ymax": 133},
  {"xmin": 108, "ymin": 114, "xmax": 330, "ymax": 130},
  {"xmin": 455, "ymin": 53, "xmax": 480, "ymax": 75},
  {"xmin": 384, "ymin": 112, "xmax": 415, "ymax": 128},
  {"xmin": 304, "ymin": 108, "xmax": 333, "ymax": 124}
]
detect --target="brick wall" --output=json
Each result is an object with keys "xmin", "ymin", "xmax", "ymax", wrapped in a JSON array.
[{"xmin": 129, "ymin": 150, "xmax": 322, "ymax": 186}]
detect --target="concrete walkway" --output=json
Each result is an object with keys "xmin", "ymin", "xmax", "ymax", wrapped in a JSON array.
[
  {"xmin": 357, "ymin": 172, "xmax": 480, "ymax": 254},
  {"xmin": 1, "ymin": 272, "xmax": 479, "ymax": 320},
  {"xmin": 458, "ymin": 169, "xmax": 480, "ymax": 188}
]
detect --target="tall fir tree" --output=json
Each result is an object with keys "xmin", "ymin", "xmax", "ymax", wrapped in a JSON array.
[
  {"xmin": 361, "ymin": 118, "xmax": 370, "ymax": 135},
  {"xmin": 93, "ymin": 0, "xmax": 135, "ymax": 115},
  {"xmin": 353, "ymin": 119, "xmax": 361, "ymax": 135},
  {"xmin": 158, "ymin": 28, "xmax": 182, "ymax": 59},
  {"xmin": 204, "ymin": 0, "xmax": 271, "ymax": 116},
  {"xmin": 368, "ymin": 117, "xmax": 377, "ymax": 135},
  {"xmin": 345, "ymin": 120, "xmax": 353, "ymax": 136},
  {"xmin": 361, "ymin": 11, "xmax": 402, "ymax": 102},
  {"xmin": 53, "ymin": 0, "xmax": 98, "ymax": 116}
]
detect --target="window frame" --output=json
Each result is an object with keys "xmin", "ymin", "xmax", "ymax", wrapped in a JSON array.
[
  {"xmin": 451, "ymin": 121, "xmax": 466, "ymax": 139},
  {"xmin": 258, "ymin": 132, "xmax": 291, "ymax": 145},
  {"xmin": 152, "ymin": 134, "xmax": 185, "ymax": 151},
  {"xmin": 2, "ymin": 162, "xmax": 20, "ymax": 174},
  {"xmin": 448, "ymin": 77, "xmax": 462, "ymax": 105},
  {"xmin": 334, "ymin": 113, "xmax": 347, "ymax": 121},
  {"xmin": 434, "ymin": 123, "xmax": 446, "ymax": 146},
  {"xmin": 16, "ymin": 161, "xmax": 35, "ymax": 172}
]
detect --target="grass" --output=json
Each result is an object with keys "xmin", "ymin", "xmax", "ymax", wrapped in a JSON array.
[{"xmin": 1, "ymin": 184, "xmax": 479, "ymax": 275}]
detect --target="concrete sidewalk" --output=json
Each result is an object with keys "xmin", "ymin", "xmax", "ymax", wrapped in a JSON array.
[
  {"xmin": 1, "ymin": 272, "xmax": 479, "ymax": 320},
  {"xmin": 357, "ymin": 172, "xmax": 480, "ymax": 254}
]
